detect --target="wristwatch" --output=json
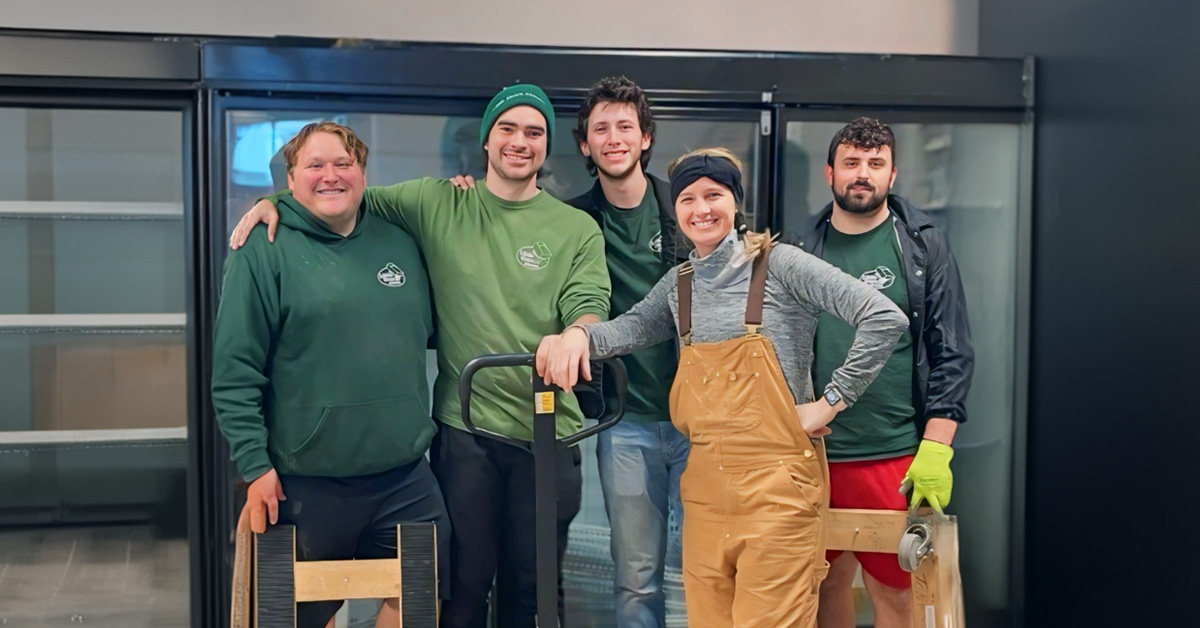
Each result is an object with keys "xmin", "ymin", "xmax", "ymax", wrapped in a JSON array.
[{"xmin": 823, "ymin": 386, "xmax": 843, "ymax": 407}]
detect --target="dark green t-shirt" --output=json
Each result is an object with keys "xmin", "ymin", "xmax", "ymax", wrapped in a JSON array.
[
  {"xmin": 815, "ymin": 216, "xmax": 920, "ymax": 460},
  {"xmin": 598, "ymin": 180, "xmax": 674, "ymax": 422}
]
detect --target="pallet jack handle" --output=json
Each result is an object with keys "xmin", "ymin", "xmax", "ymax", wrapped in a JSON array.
[
  {"xmin": 458, "ymin": 353, "xmax": 628, "ymax": 627},
  {"xmin": 457, "ymin": 353, "xmax": 628, "ymax": 449}
]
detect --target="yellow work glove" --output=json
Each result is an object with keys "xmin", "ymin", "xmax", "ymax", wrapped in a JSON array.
[{"xmin": 902, "ymin": 440, "xmax": 954, "ymax": 513}]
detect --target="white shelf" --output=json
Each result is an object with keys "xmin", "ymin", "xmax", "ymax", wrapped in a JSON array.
[
  {"xmin": 0, "ymin": 427, "xmax": 187, "ymax": 447},
  {"xmin": 0, "ymin": 313, "xmax": 186, "ymax": 333},
  {"xmin": 0, "ymin": 201, "xmax": 184, "ymax": 220}
]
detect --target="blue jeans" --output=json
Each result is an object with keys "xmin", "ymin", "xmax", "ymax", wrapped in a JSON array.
[{"xmin": 597, "ymin": 419, "xmax": 690, "ymax": 628}]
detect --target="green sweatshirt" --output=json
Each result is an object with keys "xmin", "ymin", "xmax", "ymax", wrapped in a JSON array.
[
  {"xmin": 212, "ymin": 195, "xmax": 435, "ymax": 481},
  {"xmin": 271, "ymin": 179, "xmax": 611, "ymax": 440}
]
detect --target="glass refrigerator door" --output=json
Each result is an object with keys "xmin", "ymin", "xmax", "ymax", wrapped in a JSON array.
[
  {"xmin": 219, "ymin": 103, "xmax": 763, "ymax": 627},
  {"xmin": 0, "ymin": 106, "xmax": 191, "ymax": 626}
]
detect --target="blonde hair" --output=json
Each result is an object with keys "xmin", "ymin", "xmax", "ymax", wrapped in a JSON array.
[
  {"xmin": 282, "ymin": 121, "xmax": 369, "ymax": 174},
  {"xmin": 667, "ymin": 147, "xmax": 771, "ymax": 259}
]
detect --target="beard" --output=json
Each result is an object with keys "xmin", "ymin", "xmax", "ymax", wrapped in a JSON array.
[{"xmin": 832, "ymin": 180, "xmax": 889, "ymax": 214}]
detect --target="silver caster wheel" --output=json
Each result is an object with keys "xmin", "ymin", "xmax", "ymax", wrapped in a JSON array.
[{"xmin": 898, "ymin": 522, "xmax": 932, "ymax": 572}]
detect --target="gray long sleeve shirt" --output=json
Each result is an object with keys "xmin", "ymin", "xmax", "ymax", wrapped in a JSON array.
[{"xmin": 586, "ymin": 233, "xmax": 908, "ymax": 407}]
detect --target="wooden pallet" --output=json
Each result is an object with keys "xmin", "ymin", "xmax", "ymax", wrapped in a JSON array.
[
  {"xmin": 231, "ymin": 511, "xmax": 437, "ymax": 628},
  {"xmin": 826, "ymin": 508, "xmax": 965, "ymax": 628}
]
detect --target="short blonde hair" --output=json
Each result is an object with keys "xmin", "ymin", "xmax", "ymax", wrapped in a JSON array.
[
  {"xmin": 282, "ymin": 121, "xmax": 369, "ymax": 175},
  {"xmin": 667, "ymin": 147, "xmax": 771, "ymax": 258}
]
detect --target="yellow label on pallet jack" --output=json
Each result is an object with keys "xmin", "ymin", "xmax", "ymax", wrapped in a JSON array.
[{"xmin": 535, "ymin": 391, "xmax": 555, "ymax": 414}]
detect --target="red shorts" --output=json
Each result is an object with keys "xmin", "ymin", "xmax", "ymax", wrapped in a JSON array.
[{"xmin": 825, "ymin": 454, "xmax": 915, "ymax": 590}]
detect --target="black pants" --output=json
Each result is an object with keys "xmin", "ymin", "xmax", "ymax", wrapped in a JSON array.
[
  {"xmin": 430, "ymin": 422, "xmax": 582, "ymax": 628},
  {"xmin": 277, "ymin": 457, "xmax": 451, "ymax": 628}
]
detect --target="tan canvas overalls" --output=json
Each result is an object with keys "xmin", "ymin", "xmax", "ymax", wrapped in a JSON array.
[{"xmin": 669, "ymin": 243, "xmax": 831, "ymax": 628}]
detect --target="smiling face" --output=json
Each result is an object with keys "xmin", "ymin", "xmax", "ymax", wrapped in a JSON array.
[
  {"xmin": 287, "ymin": 131, "xmax": 366, "ymax": 226},
  {"xmin": 580, "ymin": 101, "xmax": 651, "ymax": 181},
  {"xmin": 675, "ymin": 176, "xmax": 738, "ymax": 256},
  {"xmin": 484, "ymin": 105, "xmax": 548, "ymax": 184}
]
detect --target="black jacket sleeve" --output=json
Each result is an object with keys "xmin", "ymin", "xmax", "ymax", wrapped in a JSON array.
[{"xmin": 921, "ymin": 228, "xmax": 975, "ymax": 422}]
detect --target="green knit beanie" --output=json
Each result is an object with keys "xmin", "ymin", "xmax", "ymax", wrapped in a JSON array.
[{"xmin": 479, "ymin": 84, "xmax": 555, "ymax": 154}]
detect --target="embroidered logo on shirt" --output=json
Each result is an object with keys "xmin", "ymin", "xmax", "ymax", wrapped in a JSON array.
[
  {"xmin": 517, "ymin": 242, "xmax": 552, "ymax": 270},
  {"xmin": 860, "ymin": 266, "xmax": 896, "ymax": 290},
  {"xmin": 649, "ymin": 231, "xmax": 663, "ymax": 255},
  {"xmin": 377, "ymin": 263, "xmax": 406, "ymax": 287}
]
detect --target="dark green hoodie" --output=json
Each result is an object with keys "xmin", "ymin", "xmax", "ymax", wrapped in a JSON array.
[{"xmin": 212, "ymin": 195, "xmax": 434, "ymax": 481}]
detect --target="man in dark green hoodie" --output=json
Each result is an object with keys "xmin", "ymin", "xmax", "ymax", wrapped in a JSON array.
[{"xmin": 212, "ymin": 122, "xmax": 450, "ymax": 628}]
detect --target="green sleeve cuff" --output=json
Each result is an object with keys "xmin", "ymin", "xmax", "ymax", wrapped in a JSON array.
[
  {"xmin": 236, "ymin": 451, "xmax": 273, "ymax": 483},
  {"xmin": 566, "ymin": 308, "xmax": 609, "ymax": 326}
]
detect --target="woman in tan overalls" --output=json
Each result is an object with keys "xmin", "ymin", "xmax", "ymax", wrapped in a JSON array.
[{"xmin": 537, "ymin": 148, "xmax": 908, "ymax": 627}]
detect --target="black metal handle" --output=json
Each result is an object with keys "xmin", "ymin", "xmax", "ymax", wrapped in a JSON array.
[
  {"xmin": 457, "ymin": 353, "xmax": 536, "ymax": 451},
  {"xmin": 457, "ymin": 353, "xmax": 628, "ymax": 447}
]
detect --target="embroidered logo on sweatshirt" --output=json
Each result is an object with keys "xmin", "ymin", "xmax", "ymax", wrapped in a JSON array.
[
  {"xmin": 377, "ymin": 263, "xmax": 406, "ymax": 287},
  {"xmin": 649, "ymin": 231, "xmax": 663, "ymax": 255},
  {"xmin": 859, "ymin": 266, "xmax": 896, "ymax": 290},
  {"xmin": 517, "ymin": 242, "xmax": 552, "ymax": 270}
]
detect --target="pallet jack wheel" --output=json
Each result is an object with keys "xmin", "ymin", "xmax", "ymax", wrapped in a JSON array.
[{"xmin": 897, "ymin": 523, "xmax": 932, "ymax": 573}]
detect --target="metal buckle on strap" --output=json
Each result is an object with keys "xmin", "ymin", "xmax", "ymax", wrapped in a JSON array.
[{"xmin": 745, "ymin": 324, "xmax": 762, "ymax": 336}]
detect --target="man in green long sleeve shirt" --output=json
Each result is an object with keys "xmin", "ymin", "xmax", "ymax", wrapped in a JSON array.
[
  {"xmin": 230, "ymin": 85, "xmax": 612, "ymax": 628},
  {"xmin": 213, "ymin": 122, "xmax": 450, "ymax": 628},
  {"xmin": 447, "ymin": 78, "xmax": 692, "ymax": 628}
]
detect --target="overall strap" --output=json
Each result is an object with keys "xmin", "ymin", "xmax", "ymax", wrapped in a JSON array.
[
  {"xmin": 744, "ymin": 241, "xmax": 774, "ymax": 335},
  {"xmin": 677, "ymin": 262, "xmax": 694, "ymax": 345}
]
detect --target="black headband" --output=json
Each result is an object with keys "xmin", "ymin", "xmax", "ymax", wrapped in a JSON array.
[{"xmin": 669, "ymin": 154, "xmax": 745, "ymax": 207}]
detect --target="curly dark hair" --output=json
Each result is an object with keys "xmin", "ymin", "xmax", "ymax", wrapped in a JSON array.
[
  {"xmin": 573, "ymin": 76, "xmax": 655, "ymax": 176},
  {"xmin": 827, "ymin": 117, "xmax": 896, "ymax": 167}
]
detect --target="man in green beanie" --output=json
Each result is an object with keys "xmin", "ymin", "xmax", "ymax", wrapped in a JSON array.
[{"xmin": 230, "ymin": 84, "xmax": 611, "ymax": 628}]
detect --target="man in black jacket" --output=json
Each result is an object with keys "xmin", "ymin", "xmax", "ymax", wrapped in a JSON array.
[
  {"xmin": 563, "ymin": 76, "xmax": 691, "ymax": 628},
  {"xmin": 788, "ymin": 117, "xmax": 974, "ymax": 628}
]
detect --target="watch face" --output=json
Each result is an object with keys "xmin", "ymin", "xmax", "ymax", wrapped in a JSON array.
[{"xmin": 825, "ymin": 389, "xmax": 841, "ymax": 405}]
